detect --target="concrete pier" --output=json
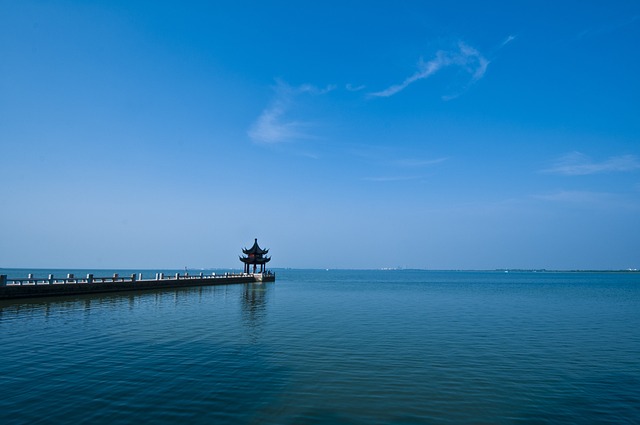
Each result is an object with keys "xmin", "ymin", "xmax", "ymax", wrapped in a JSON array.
[{"xmin": 0, "ymin": 272, "xmax": 275, "ymax": 300}]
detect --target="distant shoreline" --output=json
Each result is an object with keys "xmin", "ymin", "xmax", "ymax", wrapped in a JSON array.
[{"xmin": 2, "ymin": 267, "xmax": 638, "ymax": 274}]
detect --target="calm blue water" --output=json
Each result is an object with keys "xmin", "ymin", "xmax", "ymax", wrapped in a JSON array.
[{"xmin": 1, "ymin": 269, "xmax": 639, "ymax": 424}]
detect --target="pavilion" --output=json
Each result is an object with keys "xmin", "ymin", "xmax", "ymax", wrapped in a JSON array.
[{"xmin": 240, "ymin": 239, "xmax": 271, "ymax": 274}]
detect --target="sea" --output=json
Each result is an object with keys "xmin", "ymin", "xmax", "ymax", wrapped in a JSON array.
[{"xmin": 1, "ymin": 268, "xmax": 638, "ymax": 424}]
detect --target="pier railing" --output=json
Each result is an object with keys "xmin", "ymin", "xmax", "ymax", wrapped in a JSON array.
[{"xmin": 0, "ymin": 272, "xmax": 260, "ymax": 286}]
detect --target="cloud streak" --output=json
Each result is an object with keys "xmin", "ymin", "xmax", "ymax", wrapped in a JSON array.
[
  {"xmin": 542, "ymin": 152, "xmax": 640, "ymax": 175},
  {"xmin": 531, "ymin": 190, "xmax": 640, "ymax": 211},
  {"xmin": 248, "ymin": 81, "xmax": 334, "ymax": 144},
  {"xmin": 533, "ymin": 190, "xmax": 613, "ymax": 203},
  {"xmin": 369, "ymin": 42, "xmax": 489, "ymax": 98},
  {"xmin": 346, "ymin": 83, "xmax": 366, "ymax": 92},
  {"xmin": 500, "ymin": 34, "xmax": 517, "ymax": 47}
]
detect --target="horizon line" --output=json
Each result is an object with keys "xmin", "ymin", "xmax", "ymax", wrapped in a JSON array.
[{"xmin": 2, "ymin": 267, "xmax": 638, "ymax": 273}]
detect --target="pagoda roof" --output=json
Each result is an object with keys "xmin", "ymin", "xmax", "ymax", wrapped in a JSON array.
[
  {"xmin": 239, "ymin": 255, "xmax": 271, "ymax": 264},
  {"xmin": 242, "ymin": 238, "xmax": 269, "ymax": 255}
]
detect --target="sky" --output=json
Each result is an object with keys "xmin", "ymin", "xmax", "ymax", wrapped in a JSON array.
[{"xmin": 1, "ymin": 1, "xmax": 639, "ymax": 270}]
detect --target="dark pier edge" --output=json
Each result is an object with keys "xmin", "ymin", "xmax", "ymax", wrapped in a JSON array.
[
  {"xmin": 1, "ymin": 239, "xmax": 276, "ymax": 300},
  {"xmin": 0, "ymin": 272, "xmax": 276, "ymax": 300}
]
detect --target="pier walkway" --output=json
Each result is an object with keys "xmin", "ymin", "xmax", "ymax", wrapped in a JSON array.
[{"xmin": 0, "ymin": 271, "xmax": 275, "ymax": 300}]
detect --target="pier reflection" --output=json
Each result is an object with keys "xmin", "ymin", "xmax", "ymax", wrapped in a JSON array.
[
  {"xmin": 0, "ymin": 283, "xmax": 274, "ymax": 327},
  {"xmin": 241, "ymin": 282, "xmax": 273, "ymax": 341},
  {"xmin": 0, "ymin": 287, "xmax": 176, "ymax": 318}
]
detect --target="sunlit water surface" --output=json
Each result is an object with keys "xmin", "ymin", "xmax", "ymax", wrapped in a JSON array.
[{"xmin": 1, "ymin": 269, "xmax": 639, "ymax": 424}]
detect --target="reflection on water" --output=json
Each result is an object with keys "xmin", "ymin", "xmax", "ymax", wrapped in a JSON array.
[
  {"xmin": 242, "ymin": 283, "xmax": 270, "ymax": 319},
  {"xmin": 0, "ymin": 283, "xmax": 274, "ymax": 334},
  {"xmin": 240, "ymin": 282, "xmax": 273, "ymax": 343},
  {"xmin": 0, "ymin": 282, "xmax": 283, "ymax": 424}
]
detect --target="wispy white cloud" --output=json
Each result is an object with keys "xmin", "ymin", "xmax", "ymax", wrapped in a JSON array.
[
  {"xmin": 369, "ymin": 42, "xmax": 489, "ymax": 98},
  {"xmin": 248, "ymin": 80, "xmax": 335, "ymax": 144},
  {"xmin": 350, "ymin": 146, "xmax": 449, "ymax": 167},
  {"xmin": 531, "ymin": 190, "xmax": 640, "ymax": 211},
  {"xmin": 500, "ymin": 34, "xmax": 517, "ymax": 47},
  {"xmin": 357, "ymin": 154, "xmax": 446, "ymax": 183},
  {"xmin": 532, "ymin": 190, "xmax": 613, "ymax": 203},
  {"xmin": 542, "ymin": 152, "xmax": 640, "ymax": 176},
  {"xmin": 346, "ymin": 83, "xmax": 366, "ymax": 92}
]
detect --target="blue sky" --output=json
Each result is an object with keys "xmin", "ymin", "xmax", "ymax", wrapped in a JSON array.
[{"xmin": 1, "ymin": 1, "xmax": 639, "ymax": 270}]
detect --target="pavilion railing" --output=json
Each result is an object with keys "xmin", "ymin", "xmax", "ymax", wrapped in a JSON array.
[{"xmin": 0, "ymin": 271, "xmax": 261, "ymax": 286}]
